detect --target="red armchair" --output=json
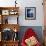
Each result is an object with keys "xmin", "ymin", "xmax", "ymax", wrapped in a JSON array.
[{"xmin": 21, "ymin": 28, "xmax": 41, "ymax": 46}]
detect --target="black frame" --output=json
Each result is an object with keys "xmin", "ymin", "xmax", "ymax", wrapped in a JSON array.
[{"xmin": 25, "ymin": 7, "xmax": 36, "ymax": 20}]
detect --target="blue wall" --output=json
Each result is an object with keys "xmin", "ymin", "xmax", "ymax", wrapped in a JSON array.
[{"xmin": 18, "ymin": 26, "xmax": 44, "ymax": 44}]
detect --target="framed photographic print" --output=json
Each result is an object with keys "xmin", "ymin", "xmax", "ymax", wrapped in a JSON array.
[
  {"xmin": 2, "ymin": 10, "xmax": 9, "ymax": 15},
  {"xmin": 25, "ymin": 7, "xmax": 36, "ymax": 20}
]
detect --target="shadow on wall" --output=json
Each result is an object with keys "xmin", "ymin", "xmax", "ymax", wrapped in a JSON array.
[{"xmin": 18, "ymin": 26, "xmax": 44, "ymax": 44}]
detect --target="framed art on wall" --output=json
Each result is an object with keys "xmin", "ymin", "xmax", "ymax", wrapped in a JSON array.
[
  {"xmin": 2, "ymin": 10, "xmax": 9, "ymax": 15},
  {"xmin": 25, "ymin": 7, "xmax": 36, "ymax": 20}
]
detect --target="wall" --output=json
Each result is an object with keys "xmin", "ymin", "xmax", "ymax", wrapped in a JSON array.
[
  {"xmin": 18, "ymin": 26, "xmax": 44, "ymax": 44},
  {"xmin": 18, "ymin": 0, "xmax": 44, "ymax": 26},
  {"xmin": 0, "ymin": 0, "xmax": 44, "ymax": 26},
  {"xmin": 0, "ymin": 0, "xmax": 44, "ymax": 45}
]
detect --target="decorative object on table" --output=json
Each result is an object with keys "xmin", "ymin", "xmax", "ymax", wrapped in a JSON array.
[
  {"xmin": 21, "ymin": 28, "xmax": 41, "ymax": 46},
  {"xmin": 25, "ymin": 7, "xmax": 36, "ymax": 20},
  {"xmin": 15, "ymin": 0, "xmax": 17, "ymax": 7},
  {"xmin": 9, "ymin": 10, "xmax": 18, "ymax": 15}
]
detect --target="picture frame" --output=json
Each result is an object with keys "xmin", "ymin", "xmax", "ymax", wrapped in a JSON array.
[
  {"xmin": 9, "ymin": 10, "xmax": 18, "ymax": 15},
  {"xmin": 25, "ymin": 7, "xmax": 36, "ymax": 20},
  {"xmin": 2, "ymin": 10, "xmax": 9, "ymax": 15}
]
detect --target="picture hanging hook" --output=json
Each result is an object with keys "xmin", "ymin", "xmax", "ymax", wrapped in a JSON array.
[{"xmin": 15, "ymin": 0, "xmax": 17, "ymax": 7}]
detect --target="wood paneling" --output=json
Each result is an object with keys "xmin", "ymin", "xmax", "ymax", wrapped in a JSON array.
[
  {"xmin": 2, "ymin": 41, "xmax": 19, "ymax": 46},
  {"xmin": 0, "ymin": 7, "xmax": 19, "ymax": 10},
  {"xmin": 44, "ymin": 26, "xmax": 46, "ymax": 46},
  {"xmin": 44, "ymin": 0, "xmax": 46, "ymax": 26},
  {"xmin": 0, "ymin": 7, "xmax": 19, "ymax": 46},
  {"xmin": 0, "ymin": 24, "xmax": 19, "ymax": 32}
]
